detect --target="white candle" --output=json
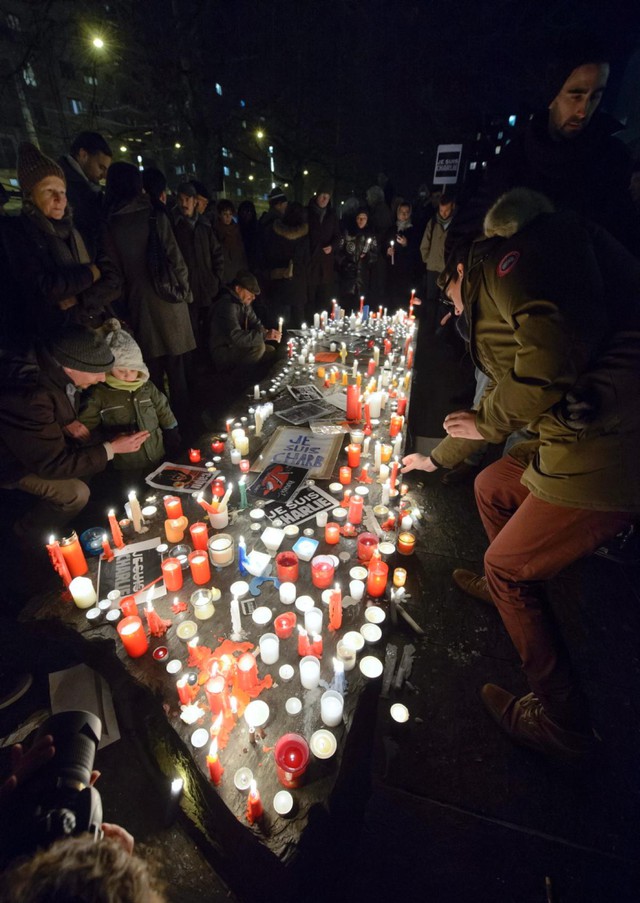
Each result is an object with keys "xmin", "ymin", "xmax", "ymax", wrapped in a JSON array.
[
  {"xmin": 278, "ymin": 317, "xmax": 284, "ymax": 333},
  {"xmin": 362, "ymin": 436, "xmax": 371, "ymax": 457},
  {"xmin": 320, "ymin": 690, "xmax": 344, "ymax": 727},
  {"xmin": 392, "ymin": 434, "xmax": 403, "ymax": 458},
  {"xmin": 279, "ymin": 582, "xmax": 296, "ymax": 604},
  {"xmin": 236, "ymin": 436, "xmax": 249, "ymax": 456},
  {"xmin": 313, "ymin": 313, "xmax": 320, "ymax": 328},
  {"xmin": 299, "ymin": 655, "xmax": 321, "ymax": 689},
  {"xmin": 209, "ymin": 535, "xmax": 234, "ymax": 566},
  {"xmin": 368, "ymin": 392, "xmax": 382, "ymax": 419},
  {"xmin": 379, "ymin": 463, "xmax": 390, "ymax": 482},
  {"xmin": 254, "ymin": 408, "xmax": 263, "ymax": 437},
  {"xmin": 230, "ymin": 597, "xmax": 242, "ymax": 635},
  {"xmin": 373, "ymin": 345, "xmax": 380, "ymax": 365},
  {"xmin": 253, "ymin": 384, "xmax": 260, "ymax": 400},
  {"xmin": 69, "ymin": 576, "xmax": 98, "ymax": 609},
  {"xmin": 128, "ymin": 490, "xmax": 143, "ymax": 533},
  {"xmin": 336, "ymin": 639, "xmax": 357, "ymax": 671},
  {"xmin": 304, "ymin": 607, "xmax": 323, "ymax": 636},
  {"xmin": 259, "ymin": 632, "xmax": 279, "ymax": 665},
  {"xmin": 374, "ymin": 441, "xmax": 382, "ymax": 472},
  {"xmin": 349, "ymin": 580, "xmax": 365, "ymax": 601},
  {"xmin": 352, "ymin": 359, "xmax": 358, "ymax": 379},
  {"xmin": 381, "ymin": 481, "xmax": 390, "ymax": 506}
]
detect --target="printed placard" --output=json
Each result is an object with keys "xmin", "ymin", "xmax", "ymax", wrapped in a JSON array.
[
  {"xmin": 248, "ymin": 462, "xmax": 309, "ymax": 503},
  {"xmin": 263, "ymin": 484, "xmax": 336, "ymax": 527},
  {"xmin": 145, "ymin": 462, "xmax": 218, "ymax": 494}
]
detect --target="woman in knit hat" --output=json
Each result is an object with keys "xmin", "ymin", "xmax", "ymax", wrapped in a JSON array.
[
  {"xmin": 1, "ymin": 142, "xmax": 121, "ymax": 341},
  {"xmin": 79, "ymin": 320, "xmax": 181, "ymax": 470}
]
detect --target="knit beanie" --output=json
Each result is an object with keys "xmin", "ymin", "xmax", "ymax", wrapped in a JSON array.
[
  {"xmin": 17, "ymin": 142, "xmax": 65, "ymax": 197},
  {"xmin": 100, "ymin": 319, "xmax": 149, "ymax": 379},
  {"xmin": 49, "ymin": 326, "xmax": 115, "ymax": 373}
]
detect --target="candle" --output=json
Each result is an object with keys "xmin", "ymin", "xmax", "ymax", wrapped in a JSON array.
[
  {"xmin": 211, "ymin": 438, "xmax": 225, "ymax": 454},
  {"xmin": 351, "ymin": 359, "xmax": 358, "ymax": 380},
  {"xmin": 189, "ymin": 551, "xmax": 211, "ymax": 585},
  {"xmin": 374, "ymin": 441, "xmax": 382, "ymax": 472},
  {"xmin": 59, "ymin": 531, "xmax": 87, "ymax": 577},
  {"xmin": 163, "ymin": 495, "xmax": 183, "ymax": 519},
  {"xmin": 357, "ymin": 532, "xmax": 379, "ymax": 562},
  {"xmin": 299, "ymin": 655, "xmax": 321, "ymax": 689},
  {"xmin": 259, "ymin": 632, "xmax": 279, "ymax": 665},
  {"xmin": 373, "ymin": 345, "xmax": 380, "ymax": 365},
  {"xmin": 380, "ymin": 481, "xmax": 391, "ymax": 507},
  {"xmin": 346, "ymin": 444, "xmax": 361, "ymax": 468},
  {"xmin": 321, "ymin": 689, "xmax": 344, "ymax": 727},
  {"xmin": 46, "ymin": 536, "xmax": 73, "ymax": 587},
  {"xmin": 274, "ymin": 733, "xmax": 310, "ymax": 789},
  {"xmin": 346, "ymin": 384, "xmax": 360, "ymax": 422},
  {"xmin": 205, "ymin": 674, "xmax": 226, "ymax": 713},
  {"xmin": 349, "ymin": 579, "xmax": 365, "ymax": 601},
  {"xmin": 339, "ymin": 466, "xmax": 352, "ymax": 485},
  {"xmin": 120, "ymin": 594, "xmax": 137, "ymax": 618},
  {"xmin": 165, "ymin": 516, "xmax": 188, "ymax": 543},
  {"xmin": 161, "ymin": 557, "xmax": 183, "ymax": 592},
  {"xmin": 107, "ymin": 510, "xmax": 125, "ymax": 549},
  {"xmin": 392, "ymin": 434, "xmax": 403, "ymax": 458},
  {"xmin": 117, "ymin": 615, "xmax": 149, "ymax": 657},
  {"xmin": 237, "ymin": 653, "xmax": 257, "ymax": 690},
  {"xmin": 207, "ymin": 738, "xmax": 224, "ymax": 785},
  {"xmin": 389, "ymin": 459, "xmax": 399, "ymax": 494},
  {"xmin": 188, "ymin": 448, "xmax": 201, "ymax": 463},
  {"xmin": 238, "ymin": 478, "xmax": 249, "ymax": 510},
  {"xmin": 397, "ymin": 395, "xmax": 407, "ymax": 416},
  {"xmin": 279, "ymin": 581, "xmax": 297, "ymax": 604},
  {"xmin": 274, "ymin": 611, "xmax": 296, "ymax": 638},
  {"xmin": 389, "ymin": 414, "xmax": 403, "ymax": 438},
  {"xmin": 336, "ymin": 638, "xmax": 357, "ymax": 671},
  {"xmin": 329, "ymin": 584, "xmax": 342, "ymax": 632},
  {"xmin": 101, "ymin": 533, "xmax": 114, "ymax": 561},
  {"xmin": 367, "ymin": 553, "xmax": 389, "ymax": 598},
  {"xmin": 69, "ymin": 576, "xmax": 97, "ymax": 609},
  {"xmin": 381, "ymin": 444, "xmax": 392, "ymax": 464},
  {"xmin": 348, "ymin": 494, "xmax": 363, "ymax": 525},
  {"xmin": 311, "ymin": 555, "xmax": 335, "ymax": 589},
  {"xmin": 324, "ymin": 522, "xmax": 340, "ymax": 545},
  {"xmin": 393, "ymin": 567, "xmax": 407, "ymax": 587},
  {"xmin": 208, "ymin": 533, "xmax": 234, "ymax": 567},
  {"xmin": 246, "ymin": 780, "xmax": 263, "ymax": 824},
  {"xmin": 236, "ymin": 436, "xmax": 249, "ymax": 456},
  {"xmin": 275, "ymin": 551, "xmax": 299, "ymax": 582},
  {"xmin": 253, "ymin": 384, "xmax": 260, "ymax": 400},
  {"xmin": 304, "ymin": 606, "xmax": 323, "ymax": 636},
  {"xmin": 297, "ymin": 626, "xmax": 311, "ymax": 656},
  {"xmin": 190, "ymin": 522, "xmax": 208, "ymax": 551},
  {"xmin": 191, "ymin": 588, "xmax": 215, "ymax": 620},
  {"xmin": 176, "ymin": 675, "xmax": 196, "ymax": 706},
  {"xmin": 397, "ymin": 532, "xmax": 416, "ymax": 556}
]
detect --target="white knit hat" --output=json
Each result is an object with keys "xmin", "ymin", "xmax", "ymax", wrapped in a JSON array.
[{"xmin": 101, "ymin": 320, "xmax": 149, "ymax": 379}]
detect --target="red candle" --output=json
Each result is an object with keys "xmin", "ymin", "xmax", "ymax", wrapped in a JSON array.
[
  {"xmin": 46, "ymin": 536, "xmax": 73, "ymax": 587},
  {"xmin": 310, "ymin": 634, "xmax": 323, "ymax": 656},
  {"xmin": 107, "ymin": 510, "xmax": 125, "ymax": 549},
  {"xmin": 163, "ymin": 495, "xmax": 183, "ymax": 519},
  {"xmin": 389, "ymin": 460, "xmax": 400, "ymax": 493},
  {"xmin": 357, "ymin": 532, "xmax": 379, "ymax": 562},
  {"xmin": 211, "ymin": 480, "xmax": 226, "ymax": 499},
  {"xmin": 346, "ymin": 384, "xmax": 360, "ymax": 422},
  {"xmin": 364, "ymin": 403, "xmax": 372, "ymax": 431},
  {"xmin": 341, "ymin": 489, "xmax": 352, "ymax": 508},
  {"xmin": 207, "ymin": 738, "xmax": 224, "ymax": 785},
  {"xmin": 324, "ymin": 522, "xmax": 340, "ymax": 545},
  {"xmin": 359, "ymin": 295, "xmax": 364, "ymax": 313},
  {"xmin": 367, "ymin": 554, "xmax": 389, "ymax": 598},
  {"xmin": 117, "ymin": 615, "xmax": 149, "ymax": 657},
  {"xmin": 397, "ymin": 395, "xmax": 407, "ymax": 416},
  {"xmin": 407, "ymin": 346, "xmax": 414, "ymax": 369},
  {"xmin": 161, "ymin": 557, "xmax": 183, "ymax": 592},
  {"xmin": 176, "ymin": 674, "xmax": 197, "ymax": 706},
  {"xmin": 205, "ymin": 674, "xmax": 226, "ymax": 714},
  {"xmin": 239, "ymin": 459, "xmax": 251, "ymax": 473},
  {"xmin": 101, "ymin": 534, "xmax": 114, "ymax": 562},
  {"xmin": 120, "ymin": 595, "xmax": 137, "ymax": 618},
  {"xmin": 346, "ymin": 444, "xmax": 361, "ymax": 468},
  {"xmin": 389, "ymin": 414, "xmax": 403, "ymax": 438},
  {"xmin": 190, "ymin": 522, "xmax": 209, "ymax": 551},
  {"xmin": 367, "ymin": 359, "xmax": 376, "ymax": 376},
  {"xmin": 329, "ymin": 584, "xmax": 342, "ymax": 631},
  {"xmin": 383, "ymin": 338, "xmax": 392, "ymax": 355},
  {"xmin": 397, "ymin": 532, "xmax": 416, "ymax": 556},
  {"xmin": 59, "ymin": 531, "xmax": 87, "ymax": 578},
  {"xmin": 189, "ymin": 551, "xmax": 211, "ymax": 585},
  {"xmin": 297, "ymin": 627, "xmax": 311, "ymax": 656},
  {"xmin": 274, "ymin": 733, "xmax": 310, "ymax": 789},
  {"xmin": 145, "ymin": 602, "xmax": 171, "ymax": 637},
  {"xmin": 348, "ymin": 495, "xmax": 363, "ymax": 525},
  {"xmin": 189, "ymin": 448, "xmax": 201, "ymax": 463},
  {"xmin": 276, "ymin": 551, "xmax": 299, "ymax": 582},
  {"xmin": 237, "ymin": 653, "xmax": 257, "ymax": 690},
  {"xmin": 311, "ymin": 555, "xmax": 335, "ymax": 589},
  {"xmin": 339, "ymin": 466, "xmax": 352, "ymax": 485},
  {"xmin": 211, "ymin": 438, "xmax": 225, "ymax": 454},
  {"xmin": 274, "ymin": 612, "xmax": 297, "ymax": 639},
  {"xmin": 246, "ymin": 780, "xmax": 263, "ymax": 824}
]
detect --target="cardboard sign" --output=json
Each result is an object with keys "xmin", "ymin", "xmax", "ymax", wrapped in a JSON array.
[
  {"xmin": 433, "ymin": 144, "xmax": 463, "ymax": 185},
  {"xmin": 251, "ymin": 427, "xmax": 343, "ymax": 480}
]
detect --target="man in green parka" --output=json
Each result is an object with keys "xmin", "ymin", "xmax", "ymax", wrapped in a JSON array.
[{"xmin": 403, "ymin": 187, "xmax": 640, "ymax": 759}]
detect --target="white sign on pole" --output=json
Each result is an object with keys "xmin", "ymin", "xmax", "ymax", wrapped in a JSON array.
[{"xmin": 433, "ymin": 144, "xmax": 463, "ymax": 185}]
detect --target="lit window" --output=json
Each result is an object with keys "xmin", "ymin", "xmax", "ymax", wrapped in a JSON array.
[
  {"xmin": 84, "ymin": 74, "xmax": 98, "ymax": 85},
  {"xmin": 215, "ymin": 82, "xmax": 222, "ymax": 95},
  {"xmin": 235, "ymin": 171, "xmax": 240, "ymax": 179},
  {"xmin": 223, "ymin": 165, "xmax": 230, "ymax": 176},
  {"xmin": 7, "ymin": 13, "xmax": 20, "ymax": 30},
  {"xmin": 482, "ymin": 161, "xmax": 487, "ymax": 168},
  {"xmin": 240, "ymin": 99, "xmax": 246, "ymax": 108},
  {"xmin": 495, "ymin": 146, "xmax": 501, "ymax": 154},
  {"xmin": 69, "ymin": 98, "xmax": 85, "ymax": 114},
  {"xmin": 497, "ymin": 131, "xmax": 503, "ymax": 139},
  {"xmin": 222, "ymin": 147, "xmax": 229, "ymax": 157},
  {"xmin": 237, "ymin": 187, "xmax": 242, "ymax": 196},
  {"xmin": 508, "ymin": 115, "xmax": 517, "ymax": 127},
  {"xmin": 23, "ymin": 64, "xmax": 37, "ymax": 86},
  {"xmin": 469, "ymin": 161, "xmax": 477, "ymax": 170},
  {"xmin": 242, "ymin": 120, "xmax": 247, "ymax": 129}
]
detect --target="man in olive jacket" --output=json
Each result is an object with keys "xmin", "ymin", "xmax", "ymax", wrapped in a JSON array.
[
  {"xmin": 208, "ymin": 272, "xmax": 281, "ymax": 373},
  {"xmin": 402, "ymin": 188, "xmax": 640, "ymax": 759}
]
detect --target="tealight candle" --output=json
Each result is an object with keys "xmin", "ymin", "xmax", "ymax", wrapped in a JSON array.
[
  {"xmin": 339, "ymin": 466, "xmax": 352, "ymax": 485},
  {"xmin": 393, "ymin": 567, "xmax": 407, "ymax": 587},
  {"xmin": 324, "ymin": 522, "xmax": 340, "ymax": 545},
  {"xmin": 176, "ymin": 620, "xmax": 198, "ymax": 642}
]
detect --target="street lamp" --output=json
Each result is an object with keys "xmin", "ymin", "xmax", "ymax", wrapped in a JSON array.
[
  {"xmin": 303, "ymin": 170, "xmax": 309, "ymax": 176},
  {"xmin": 175, "ymin": 142, "xmax": 181, "ymax": 149},
  {"xmin": 119, "ymin": 145, "xmax": 128, "ymax": 152},
  {"xmin": 92, "ymin": 36, "xmax": 104, "ymax": 49},
  {"xmin": 256, "ymin": 130, "xmax": 264, "ymax": 140}
]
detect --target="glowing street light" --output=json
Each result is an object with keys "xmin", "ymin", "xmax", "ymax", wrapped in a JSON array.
[
  {"xmin": 248, "ymin": 175, "xmax": 254, "ymax": 181},
  {"xmin": 256, "ymin": 130, "xmax": 264, "ymax": 139},
  {"xmin": 303, "ymin": 169, "xmax": 309, "ymax": 176},
  {"xmin": 119, "ymin": 145, "xmax": 128, "ymax": 152},
  {"xmin": 174, "ymin": 142, "xmax": 181, "ymax": 149},
  {"xmin": 92, "ymin": 37, "xmax": 104, "ymax": 49}
]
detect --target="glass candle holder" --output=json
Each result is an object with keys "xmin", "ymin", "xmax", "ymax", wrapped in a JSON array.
[
  {"xmin": 189, "ymin": 522, "xmax": 209, "ymax": 551},
  {"xmin": 320, "ymin": 690, "xmax": 344, "ymax": 727},
  {"xmin": 367, "ymin": 556, "xmax": 389, "ymax": 598},
  {"xmin": 299, "ymin": 655, "xmax": 321, "ymax": 689},
  {"xmin": 324, "ymin": 522, "xmax": 340, "ymax": 545},
  {"xmin": 348, "ymin": 495, "xmax": 363, "ymax": 525},
  {"xmin": 120, "ymin": 595, "xmax": 137, "ymax": 618},
  {"xmin": 208, "ymin": 533, "xmax": 234, "ymax": 567},
  {"xmin": 274, "ymin": 612, "xmax": 297, "ymax": 638},
  {"xmin": 339, "ymin": 466, "xmax": 352, "ymax": 485},
  {"xmin": 161, "ymin": 557, "xmax": 183, "ymax": 592},
  {"xmin": 381, "ymin": 444, "xmax": 393, "ymax": 464},
  {"xmin": 276, "ymin": 551, "xmax": 299, "ymax": 583},
  {"xmin": 191, "ymin": 588, "xmax": 215, "ymax": 620},
  {"xmin": 237, "ymin": 653, "xmax": 258, "ymax": 690},
  {"xmin": 117, "ymin": 615, "xmax": 149, "ymax": 658},
  {"xmin": 188, "ymin": 448, "xmax": 201, "ymax": 462},
  {"xmin": 204, "ymin": 674, "xmax": 226, "ymax": 713},
  {"xmin": 315, "ymin": 510, "xmax": 329, "ymax": 528},
  {"xmin": 274, "ymin": 733, "xmax": 310, "ymax": 789},
  {"xmin": 349, "ymin": 579, "xmax": 365, "ymax": 601},
  {"xmin": 311, "ymin": 555, "xmax": 335, "ymax": 589},
  {"xmin": 163, "ymin": 495, "xmax": 183, "ymax": 519},
  {"xmin": 397, "ymin": 532, "xmax": 416, "ymax": 556},
  {"xmin": 239, "ymin": 459, "xmax": 251, "ymax": 473},
  {"xmin": 259, "ymin": 632, "xmax": 280, "ymax": 665},
  {"xmin": 189, "ymin": 551, "xmax": 211, "ymax": 585},
  {"xmin": 336, "ymin": 639, "xmax": 357, "ymax": 671},
  {"xmin": 357, "ymin": 532, "xmax": 379, "ymax": 562},
  {"xmin": 304, "ymin": 606, "xmax": 323, "ymax": 636},
  {"xmin": 60, "ymin": 531, "xmax": 88, "ymax": 578},
  {"xmin": 389, "ymin": 414, "xmax": 403, "ymax": 438},
  {"xmin": 208, "ymin": 509, "xmax": 229, "ymax": 530},
  {"xmin": 393, "ymin": 567, "xmax": 407, "ymax": 587},
  {"xmin": 346, "ymin": 444, "xmax": 361, "ymax": 468}
]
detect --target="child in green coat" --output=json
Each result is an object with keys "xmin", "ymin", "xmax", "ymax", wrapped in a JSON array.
[{"xmin": 80, "ymin": 320, "xmax": 180, "ymax": 469}]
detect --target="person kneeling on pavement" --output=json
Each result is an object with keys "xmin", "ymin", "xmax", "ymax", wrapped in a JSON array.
[
  {"xmin": 402, "ymin": 188, "xmax": 640, "ymax": 760},
  {"xmin": 79, "ymin": 320, "xmax": 181, "ymax": 469},
  {"xmin": 0, "ymin": 326, "xmax": 150, "ymax": 537},
  {"xmin": 208, "ymin": 270, "xmax": 282, "ymax": 374}
]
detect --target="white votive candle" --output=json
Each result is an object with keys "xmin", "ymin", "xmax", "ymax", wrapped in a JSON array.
[
  {"xmin": 304, "ymin": 607, "xmax": 323, "ymax": 636},
  {"xmin": 259, "ymin": 632, "xmax": 280, "ymax": 665},
  {"xmin": 279, "ymin": 582, "xmax": 297, "ymax": 604},
  {"xmin": 69, "ymin": 576, "xmax": 97, "ymax": 609},
  {"xmin": 299, "ymin": 655, "xmax": 321, "ymax": 689},
  {"xmin": 320, "ymin": 690, "xmax": 344, "ymax": 727}
]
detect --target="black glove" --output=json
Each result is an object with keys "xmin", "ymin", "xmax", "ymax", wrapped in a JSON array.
[
  {"xmin": 558, "ymin": 387, "xmax": 599, "ymax": 431},
  {"xmin": 162, "ymin": 426, "xmax": 182, "ymax": 457}
]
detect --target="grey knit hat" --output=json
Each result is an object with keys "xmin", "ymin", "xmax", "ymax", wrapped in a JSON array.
[
  {"xmin": 101, "ymin": 319, "xmax": 149, "ymax": 379},
  {"xmin": 17, "ymin": 142, "xmax": 66, "ymax": 197},
  {"xmin": 50, "ymin": 326, "xmax": 115, "ymax": 373}
]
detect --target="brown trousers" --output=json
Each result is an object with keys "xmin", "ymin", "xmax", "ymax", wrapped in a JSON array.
[{"xmin": 475, "ymin": 455, "xmax": 632, "ymax": 724}]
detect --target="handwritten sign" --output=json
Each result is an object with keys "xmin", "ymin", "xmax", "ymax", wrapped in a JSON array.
[{"xmin": 251, "ymin": 427, "xmax": 342, "ymax": 479}]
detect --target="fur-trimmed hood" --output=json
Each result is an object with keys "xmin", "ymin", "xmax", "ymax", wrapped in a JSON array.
[
  {"xmin": 273, "ymin": 220, "xmax": 309, "ymax": 240},
  {"xmin": 483, "ymin": 188, "xmax": 555, "ymax": 239}
]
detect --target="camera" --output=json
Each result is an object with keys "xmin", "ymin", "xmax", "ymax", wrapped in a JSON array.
[{"xmin": 6, "ymin": 711, "xmax": 103, "ymax": 858}]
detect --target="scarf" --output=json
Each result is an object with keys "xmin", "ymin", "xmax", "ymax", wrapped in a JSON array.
[
  {"xmin": 396, "ymin": 219, "xmax": 412, "ymax": 232},
  {"xmin": 105, "ymin": 374, "xmax": 147, "ymax": 392},
  {"xmin": 22, "ymin": 202, "xmax": 91, "ymax": 267}
]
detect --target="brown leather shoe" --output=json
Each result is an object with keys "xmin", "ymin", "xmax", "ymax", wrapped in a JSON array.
[
  {"xmin": 481, "ymin": 684, "xmax": 594, "ymax": 760},
  {"xmin": 442, "ymin": 462, "xmax": 481, "ymax": 485},
  {"xmin": 452, "ymin": 569, "xmax": 494, "ymax": 605}
]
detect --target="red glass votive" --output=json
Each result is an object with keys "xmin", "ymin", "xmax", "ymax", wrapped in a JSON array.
[
  {"xmin": 346, "ymin": 444, "xmax": 361, "ymax": 468},
  {"xmin": 239, "ymin": 459, "xmax": 251, "ymax": 473},
  {"xmin": 346, "ymin": 384, "xmax": 360, "ymax": 422},
  {"xmin": 367, "ymin": 359, "xmax": 376, "ymax": 376},
  {"xmin": 161, "ymin": 557, "xmax": 183, "ymax": 592},
  {"xmin": 389, "ymin": 414, "xmax": 403, "ymax": 438},
  {"xmin": 211, "ymin": 438, "xmax": 225, "ymax": 454},
  {"xmin": 274, "ymin": 612, "xmax": 297, "ymax": 639},
  {"xmin": 276, "ymin": 551, "xmax": 299, "ymax": 582},
  {"xmin": 120, "ymin": 595, "xmax": 137, "ymax": 618},
  {"xmin": 204, "ymin": 674, "xmax": 226, "ymax": 714},
  {"xmin": 348, "ymin": 495, "xmax": 363, "ymax": 525},
  {"xmin": 163, "ymin": 495, "xmax": 183, "ymax": 519},
  {"xmin": 397, "ymin": 396, "xmax": 407, "ymax": 416},
  {"xmin": 367, "ymin": 556, "xmax": 389, "ymax": 598},
  {"xmin": 211, "ymin": 479, "xmax": 226, "ymax": 499},
  {"xmin": 357, "ymin": 532, "xmax": 379, "ymax": 562},
  {"xmin": 325, "ymin": 522, "xmax": 340, "ymax": 545},
  {"xmin": 237, "ymin": 653, "xmax": 257, "ymax": 690},
  {"xmin": 311, "ymin": 555, "xmax": 335, "ymax": 589},
  {"xmin": 397, "ymin": 532, "xmax": 416, "ymax": 556},
  {"xmin": 274, "ymin": 733, "xmax": 310, "ymax": 789},
  {"xmin": 117, "ymin": 615, "xmax": 149, "ymax": 658},
  {"xmin": 190, "ymin": 522, "xmax": 209, "ymax": 551},
  {"xmin": 189, "ymin": 551, "xmax": 211, "ymax": 585},
  {"xmin": 339, "ymin": 466, "xmax": 352, "ymax": 485},
  {"xmin": 59, "ymin": 531, "xmax": 88, "ymax": 578},
  {"xmin": 189, "ymin": 448, "xmax": 201, "ymax": 463}
]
